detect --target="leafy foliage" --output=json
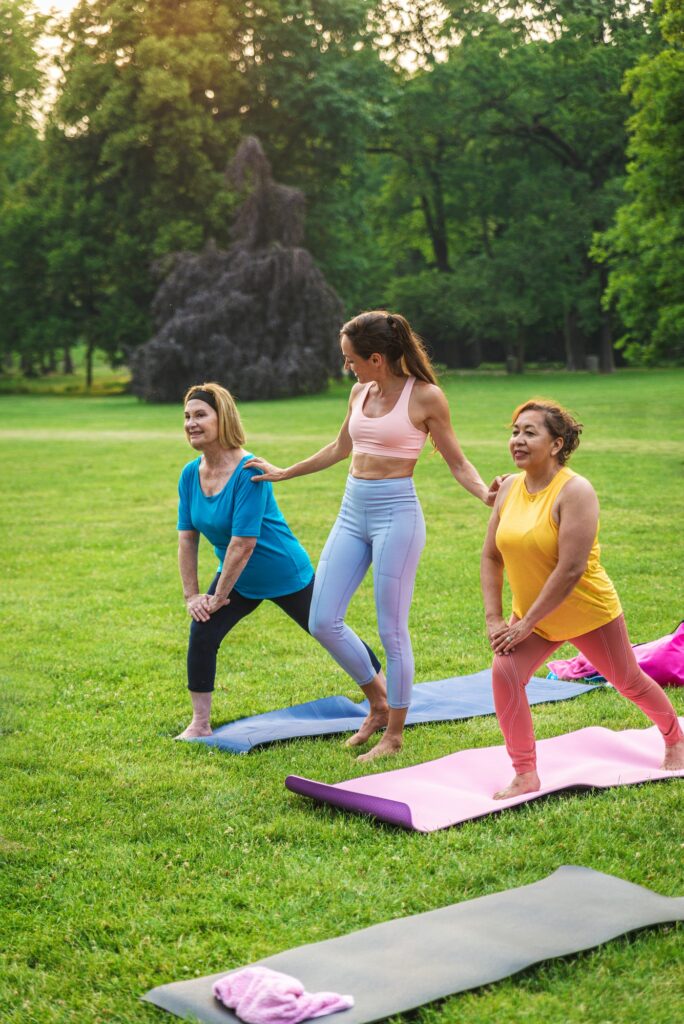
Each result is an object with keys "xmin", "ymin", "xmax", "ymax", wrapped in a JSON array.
[
  {"xmin": 0, "ymin": 0, "xmax": 44, "ymax": 194},
  {"xmin": 371, "ymin": 3, "xmax": 655, "ymax": 370},
  {"xmin": 596, "ymin": 0, "xmax": 684, "ymax": 365},
  {"xmin": 1, "ymin": 0, "xmax": 682, "ymax": 380}
]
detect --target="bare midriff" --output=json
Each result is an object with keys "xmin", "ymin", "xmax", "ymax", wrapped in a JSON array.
[{"xmin": 350, "ymin": 452, "xmax": 417, "ymax": 480}]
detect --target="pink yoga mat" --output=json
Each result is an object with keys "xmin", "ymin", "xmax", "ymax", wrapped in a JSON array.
[{"xmin": 285, "ymin": 719, "xmax": 684, "ymax": 832}]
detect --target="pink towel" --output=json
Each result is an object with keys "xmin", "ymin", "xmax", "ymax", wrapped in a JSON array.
[
  {"xmin": 212, "ymin": 966, "xmax": 354, "ymax": 1024},
  {"xmin": 547, "ymin": 621, "xmax": 684, "ymax": 686}
]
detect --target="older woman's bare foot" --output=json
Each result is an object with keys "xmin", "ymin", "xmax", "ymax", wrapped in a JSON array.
[
  {"xmin": 356, "ymin": 734, "xmax": 403, "ymax": 763},
  {"xmin": 175, "ymin": 692, "xmax": 213, "ymax": 740},
  {"xmin": 493, "ymin": 770, "xmax": 541, "ymax": 800},
  {"xmin": 345, "ymin": 707, "xmax": 390, "ymax": 747},
  {"xmin": 175, "ymin": 722, "xmax": 213, "ymax": 740},
  {"xmin": 661, "ymin": 739, "xmax": 684, "ymax": 771}
]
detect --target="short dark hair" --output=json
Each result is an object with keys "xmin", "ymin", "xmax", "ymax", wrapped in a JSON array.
[{"xmin": 511, "ymin": 398, "xmax": 583, "ymax": 465}]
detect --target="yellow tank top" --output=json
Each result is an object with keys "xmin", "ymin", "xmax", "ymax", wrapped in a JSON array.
[{"xmin": 496, "ymin": 467, "xmax": 621, "ymax": 641}]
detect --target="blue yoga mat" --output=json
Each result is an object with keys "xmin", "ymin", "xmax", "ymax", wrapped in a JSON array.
[{"xmin": 185, "ymin": 670, "xmax": 600, "ymax": 753}]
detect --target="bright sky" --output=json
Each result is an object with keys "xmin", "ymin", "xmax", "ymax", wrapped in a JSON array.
[{"xmin": 34, "ymin": 0, "xmax": 78, "ymax": 13}]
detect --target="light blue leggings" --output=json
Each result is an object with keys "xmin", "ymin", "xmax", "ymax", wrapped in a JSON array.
[{"xmin": 309, "ymin": 476, "xmax": 426, "ymax": 709}]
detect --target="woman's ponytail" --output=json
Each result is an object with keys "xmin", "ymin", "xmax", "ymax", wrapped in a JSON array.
[
  {"xmin": 341, "ymin": 310, "xmax": 437, "ymax": 385},
  {"xmin": 386, "ymin": 314, "xmax": 437, "ymax": 384}
]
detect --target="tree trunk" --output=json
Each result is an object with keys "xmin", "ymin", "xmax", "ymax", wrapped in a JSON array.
[
  {"xmin": 505, "ymin": 339, "xmax": 524, "ymax": 374},
  {"xmin": 419, "ymin": 191, "xmax": 451, "ymax": 272},
  {"xmin": 63, "ymin": 346, "xmax": 74, "ymax": 374},
  {"xmin": 563, "ymin": 309, "xmax": 585, "ymax": 371},
  {"xmin": 598, "ymin": 270, "xmax": 615, "ymax": 373},
  {"xmin": 86, "ymin": 340, "xmax": 95, "ymax": 389},
  {"xmin": 515, "ymin": 334, "xmax": 525, "ymax": 373},
  {"xmin": 429, "ymin": 167, "xmax": 451, "ymax": 272},
  {"xmin": 599, "ymin": 316, "xmax": 615, "ymax": 374},
  {"xmin": 21, "ymin": 351, "xmax": 38, "ymax": 378},
  {"xmin": 467, "ymin": 336, "xmax": 482, "ymax": 368},
  {"xmin": 42, "ymin": 349, "xmax": 57, "ymax": 374}
]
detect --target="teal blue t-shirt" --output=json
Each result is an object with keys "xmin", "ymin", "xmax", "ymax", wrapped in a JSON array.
[{"xmin": 177, "ymin": 454, "xmax": 314, "ymax": 600}]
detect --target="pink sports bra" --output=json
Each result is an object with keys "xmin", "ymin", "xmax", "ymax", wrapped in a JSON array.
[{"xmin": 348, "ymin": 375, "xmax": 428, "ymax": 460}]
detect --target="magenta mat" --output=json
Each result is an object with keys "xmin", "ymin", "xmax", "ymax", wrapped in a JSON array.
[{"xmin": 285, "ymin": 719, "xmax": 684, "ymax": 832}]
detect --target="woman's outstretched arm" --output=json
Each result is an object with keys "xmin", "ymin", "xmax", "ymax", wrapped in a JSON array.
[
  {"xmin": 245, "ymin": 384, "xmax": 360, "ymax": 482},
  {"xmin": 418, "ymin": 385, "xmax": 501, "ymax": 504}
]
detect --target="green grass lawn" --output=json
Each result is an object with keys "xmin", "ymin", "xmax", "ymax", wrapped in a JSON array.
[{"xmin": 1, "ymin": 369, "xmax": 683, "ymax": 1024}]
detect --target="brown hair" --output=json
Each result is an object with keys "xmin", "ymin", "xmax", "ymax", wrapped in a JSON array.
[
  {"xmin": 512, "ymin": 398, "xmax": 583, "ymax": 465},
  {"xmin": 340, "ymin": 311, "xmax": 437, "ymax": 385},
  {"xmin": 183, "ymin": 382, "xmax": 246, "ymax": 449}
]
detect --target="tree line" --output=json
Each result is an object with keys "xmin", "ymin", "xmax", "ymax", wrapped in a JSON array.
[{"xmin": 1, "ymin": 0, "xmax": 682, "ymax": 386}]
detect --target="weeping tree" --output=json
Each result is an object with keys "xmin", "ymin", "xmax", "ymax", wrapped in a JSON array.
[{"xmin": 130, "ymin": 137, "xmax": 344, "ymax": 402}]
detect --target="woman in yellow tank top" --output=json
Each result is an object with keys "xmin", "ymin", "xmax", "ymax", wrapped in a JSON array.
[{"xmin": 481, "ymin": 398, "xmax": 684, "ymax": 799}]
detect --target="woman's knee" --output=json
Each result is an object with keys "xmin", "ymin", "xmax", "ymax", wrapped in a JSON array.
[
  {"xmin": 188, "ymin": 619, "xmax": 221, "ymax": 657},
  {"xmin": 491, "ymin": 654, "xmax": 524, "ymax": 695},
  {"xmin": 377, "ymin": 621, "xmax": 408, "ymax": 659},
  {"xmin": 308, "ymin": 606, "xmax": 343, "ymax": 643},
  {"xmin": 611, "ymin": 664, "xmax": 650, "ymax": 699}
]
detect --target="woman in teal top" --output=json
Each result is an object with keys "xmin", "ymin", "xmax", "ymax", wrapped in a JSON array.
[{"xmin": 176, "ymin": 382, "xmax": 382, "ymax": 739}]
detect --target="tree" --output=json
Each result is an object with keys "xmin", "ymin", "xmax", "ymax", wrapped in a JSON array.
[
  {"xmin": 596, "ymin": 0, "xmax": 684, "ymax": 364},
  {"xmin": 235, "ymin": 0, "xmax": 394, "ymax": 312},
  {"xmin": 24, "ymin": 0, "xmax": 243, "ymax": 378},
  {"xmin": 130, "ymin": 137, "xmax": 344, "ymax": 402},
  {"xmin": 0, "ymin": 1, "xmax": 47, "ymax": 371},
  {"xmin": 370, "ymin": 2, "xmax": 654, "ymax": 370},
  {"xmin": 0, "ymin": 0, "xmax": 45, "ymax": 195},
  {"xmin": 1, "ymin": 0, "xmax": 391, "ymax": 377}
]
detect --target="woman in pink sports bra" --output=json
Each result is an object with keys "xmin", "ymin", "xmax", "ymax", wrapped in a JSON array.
[{"xmin": 246, "ymin": 311, "xmax": 500, "ymax": 761}]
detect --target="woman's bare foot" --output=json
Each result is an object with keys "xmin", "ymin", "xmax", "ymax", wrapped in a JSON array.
[
  {"xmin": 356, "ymin": 734, "xmax": 403, "ymax": 763},
  {"xmin": 493, "ymin": 770, "xmax": 541, "ymax": 800},
  {"xmin": 661, "ymin": 739, "xmax": 684, "ymax": 771},
  {"xmin": 175, "ymin": 691, "xmax": 213, "ymax": 740},
  {"xmin": 345, "ymin": 707, "xmax": 390, "ymax": 747},
  {"xmin": 175, "ymin": 722, "xmax": 212, "ymax": 740}
]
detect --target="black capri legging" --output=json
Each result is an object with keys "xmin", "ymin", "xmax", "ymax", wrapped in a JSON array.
[{"xmin": 187, "ymin": 574, "xmax": 381, "ymax": 692}]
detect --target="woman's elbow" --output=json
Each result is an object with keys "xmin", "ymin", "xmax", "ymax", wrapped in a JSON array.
[
  {"xmin": 562, "ymin": 560, "xmax": 588, "ymax": 587},
  {"xmin": 481, "ymin": 546, "xmax": 502, "ymax": 569},
  {"xmin": 334, "ymin": 438, "xmax": 352, "ymax": 460}
]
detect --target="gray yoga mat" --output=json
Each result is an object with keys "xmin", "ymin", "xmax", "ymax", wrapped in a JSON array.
[{"xmin": 141, "ymin": 866, "xmax": 684, "ymax": 1023}]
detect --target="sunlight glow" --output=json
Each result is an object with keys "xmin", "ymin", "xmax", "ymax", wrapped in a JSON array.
[{"xmin": 34, "ymin": 0, "xmax": 79, "ymax": 14}]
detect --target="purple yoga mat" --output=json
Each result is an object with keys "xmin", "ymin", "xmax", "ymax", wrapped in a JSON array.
[{"xmin": 285, "ymin": 719, "xmax": 684, "ymax": 832}]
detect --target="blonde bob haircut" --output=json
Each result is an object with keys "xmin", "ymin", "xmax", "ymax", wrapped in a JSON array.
[{"xmin": 183, "ymin": 382, "xmax": 246, "ymax": 450}]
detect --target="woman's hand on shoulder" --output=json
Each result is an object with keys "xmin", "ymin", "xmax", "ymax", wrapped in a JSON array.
[
  {"xmin": 244, "ymin": 455, "xmax": 288, "ymax": 482},
  {"xmin": 485, "ymin": 474, "xmax": 512, "ymax": 507},
  {"xmin": 484, "ymin": 473, "xmax": 517, "ymax": 515}
]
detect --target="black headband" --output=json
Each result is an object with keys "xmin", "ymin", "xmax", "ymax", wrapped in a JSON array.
[{"xmin": 187, "ymin": 388, "xmax": 217, "ymax": 411}]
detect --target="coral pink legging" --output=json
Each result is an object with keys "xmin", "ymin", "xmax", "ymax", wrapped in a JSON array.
[{"xmin": 492, "ymin": 614, "xmax": 684, "ymax": 774}]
